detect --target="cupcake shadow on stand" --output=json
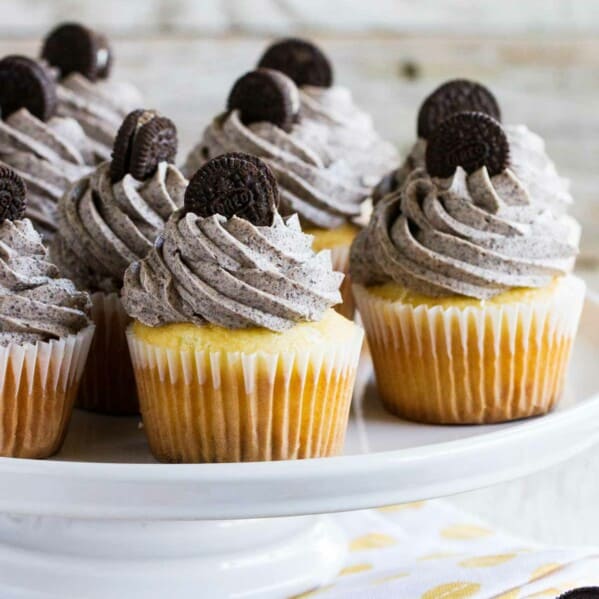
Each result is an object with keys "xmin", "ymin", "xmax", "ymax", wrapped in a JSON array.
[
  {"xmin": 0, "ymin": 166, "xmax": 94, "ymax": 457},
  {"xmin": 50, "ymin": 108, "xmax": 187, "ymax": 415},
  {"xmin": 123, "ymin": 150, "xmax": 364, "ymax": 463}
]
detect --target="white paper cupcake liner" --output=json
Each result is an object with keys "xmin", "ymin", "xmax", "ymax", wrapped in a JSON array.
[
  {"xmin": 0, "ymin": 325, "xmax": 95, "ymax": 458},
  {"xmin": 354, "ymin": 276, "xmax": 585, "ymax": 424},
  {"xmin": 330, "ymin": 243, "xmax": 355, "ymax": 319},
  {"xmin": 127, "ymin": 325, "xmax": 364, "ymax": 463},
  {"xmin": 77, "ymin": 291, "xmax": 138, "ymax": 414}
]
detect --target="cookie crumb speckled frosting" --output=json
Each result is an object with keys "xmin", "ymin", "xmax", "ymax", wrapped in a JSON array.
[
  {"xmin": 0, "ymin": 166, "xmax": 90, "ymax": 346},
  {"xmin": 374, "ymin": 79, "xmax": 573, "ymax": 214},
  {"xmin": 184, "ymin": 68, "xmax": 370, "ymax": 229},
  {"xmin": 123, "ymin": 153, "xmax": 343, "ymax": 332},
  {"xmin": 51, "ymin": 109, "xmax": 186, "ymax": 293},
  {"xmin": 352, "ymin": 112, "xmax": 578, "ymax": 299}
]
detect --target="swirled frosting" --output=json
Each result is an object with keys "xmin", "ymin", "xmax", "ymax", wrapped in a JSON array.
[
  {"xmin": 51, "ymin": 161, "xmax": 186, "ymax": 293},
  {"xmin": 0, "ymin": 217, "xmax": 90, "ymax": 346},
  {"xmin": 351, "ymin": 166, "xmax": 578, "ymax": 299},
  {"xmin": 56, "ymin": 72, "xmax": 142, "ymax": 155},
  {"xmin": 0, "ymin": 108, "xmax": 102, "ymax": 236},
  {"xmin": 184, "ymin": 110, "xmax": 368, "ymax": 230},
  {"xmin": 299, "ymin": 85, "xmax": 399, "ymax": 186},
  {"xmin": 379, "ymin": 125, "xmax": 572, "ymax": 213},
  {"xmin": 122, "ymin": 210, "xmax": 343, "ymax": 331}
]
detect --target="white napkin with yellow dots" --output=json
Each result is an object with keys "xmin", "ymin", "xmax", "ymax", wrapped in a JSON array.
[{"xmin": 294, "ymin": 501, "xmax": 599, "ymax": 598}]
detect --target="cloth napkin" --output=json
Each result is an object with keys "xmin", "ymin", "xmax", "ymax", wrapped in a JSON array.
[{"xmin": 293, "ymin": 500, "xmax": 599, "ymax": 598}]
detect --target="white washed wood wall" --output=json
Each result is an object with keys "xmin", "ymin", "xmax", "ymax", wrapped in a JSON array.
[{"xmin": 0, "ymin": 0, "xmax": 598, "ymax": 544}]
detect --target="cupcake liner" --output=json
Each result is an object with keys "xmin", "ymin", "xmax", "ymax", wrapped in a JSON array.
[
  {"xmin": 127, "ymin": 326, "xmax": 364, "ymax": 463},
  {"xmin": 0, "ymin": 325, "xmax": 94, "ymax": 458},
  {"xmin": 76, "ymin": 292, "xmax": 138, "ymax": 415},
  {"xmin": 354, "ymin": 276, "xmax": 585, "ymax": 424},
  {"xmin": 330, "ymin": 244, "xmax": 355, "ymax": 320}
]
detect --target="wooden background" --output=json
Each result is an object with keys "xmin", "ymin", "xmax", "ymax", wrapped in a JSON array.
[{"xmin": 1, "ymin": 0, "xmax": 599, "ymax": 545}]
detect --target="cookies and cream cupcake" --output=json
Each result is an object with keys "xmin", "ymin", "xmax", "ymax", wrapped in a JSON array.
[
  {"xmin": 51, "ymin": 109, "xmax": 186, "ymax": 414},
  {"xmin": 124, "ymin": 152, "xmax": 363, "ymax": 463},
  {"xmin": 41, "ymin": 22, "xmax": 142, "ymax": 154},
  {"xmin": 352, "ymin": 111, "xmax": 584, "ymax": 424},
  {"xmin": 0, "ymin": 166, "xmax": 94, "ymax": 457},
  {"xmin": 184, "ymin": 68, "xmax": 368, "ymax": 318},
  {"xmin": 374, "ymin": 79, "xmax": 574, "ymax": 218},
  {"xmin": 0, "ymin": 55, "xmax": 104, "ymax": 238}
]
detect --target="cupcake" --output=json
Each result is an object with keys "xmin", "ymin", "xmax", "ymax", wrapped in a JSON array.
[
  {"xmin": 0, "ymin": 166, "xmax": 94, "ymax": 457},
  {"xmin": 123, "ymin": 152, "xmax": 364, "ymax": 463},
  {"xmin": 50, "ymin": 109, "xmax": 186, "ymax": 415},
  {"xmin": 351, "ymin": 111, "xmax": 585, "ymax": 424},
  {"xmin": 256, "ymin": 38, "xmax": 399, "ymax": 188},
  {"xmin": 41, "ymin": 22, "xmax": 142, "ymax": 155},
  {"xmin": 183, "ymin": 68, "xmax": 369, "ymax": 318},
  {"xmin": 374, "ymin": 79, "xmax": 574, "ymax": 217},
  {"xmin": 0, "ymin": 55, "xmax": 105, "ymax": 238}
]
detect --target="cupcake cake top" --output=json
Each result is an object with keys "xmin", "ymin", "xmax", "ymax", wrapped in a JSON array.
[
  {"xmin": 0, "ymin": 55, "xmax": 103, "ymax": 236},
  {"xmin": 257, "ymin": 38, "xmax": 399, "ymax": 186},
  {"xmin": 50, "ymin": 109, "xmax": 186, "ymax": 293},
  {"xmin": 183, "ymin": 68, "xmax": 368, "ymax": 229},
  {"xmin": 41, "ymin": 22, "xmax": 143, "ymax": 152},
  {"xmin": 351, "ymin": 112, "xmax": 578, "ymax": 300},
  {"xmin": 0, "ymin": 166, "xmax": 91, "ymax": 346},
  {"xmin": 374, "ymin": 78, "xmax": 572, "ymax": 214},
  {"xmin": 123, "ymin": 152, "xmax": 343, "ymax": 332}
]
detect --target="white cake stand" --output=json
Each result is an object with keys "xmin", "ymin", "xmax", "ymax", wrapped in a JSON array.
[{"xmin": 0, "ymin": 297, "xmax": 598, "ymax": 599}]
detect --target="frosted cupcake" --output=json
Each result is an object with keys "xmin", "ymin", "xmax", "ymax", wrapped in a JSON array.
[
  {"xmin": 256, "ymin": 38, "xmax": 399, "ymax": 187},
  {"xmin": 50, "ymin": 109, "xmax": 186, "ymax": 414},
  {"xmin": 0, "ymin": 166, "xmax": 93, "ymax": 457},
  {"xmin": 184, "ymin": 69, "xmax": 367, "ymax": 318},
  {"xmin": 41, "ymin": 22, "xmax": 142, "ymax": 155},
  {"xmin": 352, "ymin": 112, "xmax": 584, "ymax": 424},
  {"xmin": 124, "ymin": 152, "xmax": 363, "ymax": 463},
  {"xmin": 375, "ymin": 79, "xmax": 573, "ymax": 217},
  {"xmin": 0, "ymin": 55, "xmax": 105, "ymax": 238}
]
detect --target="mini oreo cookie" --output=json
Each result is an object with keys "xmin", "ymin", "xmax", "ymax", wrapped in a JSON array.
[
  {"xmin": 426, "ymin": 111, "xmax": 509, "ymax": 178},
  {"xmin": 0, "ymin": 55, "xmax": 57, "ymax": 121},
  {"xmin": 227, "ymin": 68, "xmax": 299, "ymax": 132},
  {"xmin": 558, "ymin": 589, "xmax": 599, "ymax": 599},
  {"xmin": 0, "ymin": 166, "xmax": 27, "ymax": 224},
  {"xmin": 184, "ymin": 152, "xmax": 279, "ymax": 226},
  {"xmin": 110, "ymin": 109, "xmax": 178, "ymax": 182},
  {"xmin": 257, "ymin": 38, "xmax": 333, "ymax": 88},
  {"xmin": 41, "ymin": 22, "xmax": 112, "ymax": 81},
  {"xmin": 417, "ymin": 79, "xmax": 501, "ymax": 140}
]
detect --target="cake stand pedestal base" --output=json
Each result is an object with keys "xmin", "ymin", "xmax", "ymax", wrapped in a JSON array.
[{"xmin": 0, "ymin": 513, "xmax": 346, "ymax": 599}]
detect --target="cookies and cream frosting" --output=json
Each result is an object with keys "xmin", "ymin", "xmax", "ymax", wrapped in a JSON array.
[
  {"xmin": 0, "ymin": 217, "xmax": 91, "ymax": 346},
  {"xmin": 51, "ymin": 161, "xmax": 186, "ymax": 293},
  {"xmin": 351, "ymin": 166, "xmax": 578, "ymax": 299},
  {"xmin": 184, "ymin": 109, "xmax": 368, "ymax": 230},
  {"xmin": 122, "ymin": 210, "xmax": 343, "ymax": 332},
  {"xmin": 0, "ymin": 107, "xmax": 101, "ymax": 236}
]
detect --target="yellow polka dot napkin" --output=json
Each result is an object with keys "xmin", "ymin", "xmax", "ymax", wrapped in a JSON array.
[{"xmin": 293, "ymin": 500, "xmax": 599, "ymax": 598}]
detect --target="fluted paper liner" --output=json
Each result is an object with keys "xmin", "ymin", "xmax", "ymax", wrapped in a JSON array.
[
  {"xmin": 354, "ymin": 276, "xmax": 585, "ymax": 424},
  {"xmin": 331, "ymin": 244, "xmax": 355, "ymax": 320},
  {"xmin": 77, "ymin": 292, "xmax": 138, "ymax": 415},
  {"xmin": 127, "ymin": 326, "xmax": 364, "ymax": 463},
  {"xmin": 0, "ymin": 325, "xmax": 94, "ymax": 458}
]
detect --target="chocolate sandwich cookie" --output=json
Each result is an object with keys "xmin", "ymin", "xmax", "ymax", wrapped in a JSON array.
[
  {"xmin": 184, "ymin": 152, "xmax": 279, "ymax": 226},
  {"xmin": 426, "ymin": 111, "xmax": 509, "ymax": 178},
  {"xmin": 0, "ymin": 55, "xmax": 57, "ymax": 121},
  {"xmin": 258, "ymin": 38, "xmax": 333, "ymax": 88},
  {"xmin": 227, "ymin": 68, "xmax": 299, "ymax": 132},
  {"xmin": 110, "ymin": 109, "xmax": 178, "ymax": 182},
  {"xmin": 559, "ymin": 589, "xmax": 599, "ymax": 599},
  {"xmin": 41, "ymin": 22, "xmax": 112, "ymax": 81},
  {"xmin": 417, "ymin": 79, "xmax": 501, "ymax": 140},
  {"xmin": 0, "ymin": 166, "xmax": 26, "ymax": 223}
]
